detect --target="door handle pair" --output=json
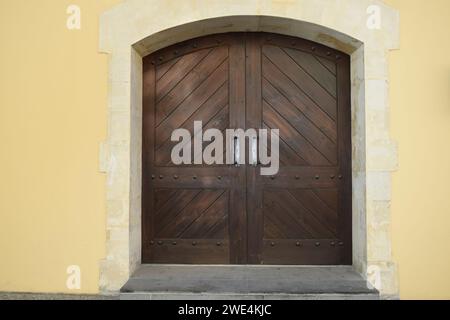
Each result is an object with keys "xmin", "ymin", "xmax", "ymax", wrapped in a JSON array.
[{"xmin": 233, "ymin": 136, "xmax": 258, "ymax": 167}]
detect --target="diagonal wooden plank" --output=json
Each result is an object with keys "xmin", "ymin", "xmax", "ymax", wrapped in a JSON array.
[
  {"xmin": 263, "ymin": 45, "xmax": 337, "ymax": 120},
  {"xmin": 156, "ymin": 104, "xmax": 229, "ymax": 166},
  {"xmin": 204, "ymin": 213, "xmax": 228, "ymax": 239},
  {"xmin": 274, "ymin": 189, "xmax": 334, "ymax": 238},
  {"xmin": 263, "ymin": 78, "xmax": 337, "ymax": 163},
  {"xmin": 264, "ymin": 215, "xmax": 288, "ymax": 239},
  {"xmin": 262, "ymin": 55, "xmax": 337, "ymax": 142},
  {"xmin": 155, "ymin": 189, "xmax": 201, "ymax": 234},
  {"xmin": 264, "ymin": 217, "xmax": 286, "ymax": 239},
  {"xmin": 156, "ymin": 60, "xmax": 228, "ymax": 145},
  {"xmin": 288, "ymin": 189, "xmax": 338, "ymax": 235},
  {"xmin": 154, "ymin": 189, "xmax": 178, "ymax": 211},
  {"xmin": 313, "ymin": 189, "xmax": 338, "ymax": 212},
  {"xmin": 156, "ymin": 46, "xmax": 228, "ymax": 125},
  {"xmin": 156, "ymin": 56, "xmax": 181, "ymax": 81},
  {"xmin": 155, "ymin": 75, "xmax": 228, "ymax": 148},
  {"xmin": 192, "ymin": 107, "xmax": 230, "ymax": 165},
  {"xmin": 315, "ymin": 55, "xmax": 336, "ymax": 75},
  {"xmin": 283, "ymin": 48, "xmax": 337, "ymax": 97},
  {"xmin": 285, "ymin": 189, "xmax": 336, "ymax": 238},
  {"xmin": 179, "ymin": 191, "xmax": 228, "ymax": 238},
  {"xmin": 262, "ymin": 122, "xmax": 308, "ymax": 166},
  {"xmin": 155, "ymin": 94, "xmax": 228, "ymax": 166},
  {"xmin": 264, "ymin": 191, "xmax": 314, "ymax": 238},
  {"xmin": 158, "ymin": 190, "xmax": 224, "ymax": 238},
  {"xmin": 310, "ymin": 189, "xmax": 339, "ymax": 215},
  {"xmin": 263, "ymin": 101, "xmax": 331, "ymax": 165},
  {"xmin": 156, "ymin": 48, "xmax": 211, "ymax": 102}
]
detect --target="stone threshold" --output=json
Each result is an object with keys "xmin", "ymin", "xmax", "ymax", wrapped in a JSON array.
[{"xmin": 120, "ymin": 265, "xmax": 379, "ymax": 300}]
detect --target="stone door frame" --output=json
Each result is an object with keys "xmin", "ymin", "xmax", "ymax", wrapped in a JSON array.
[{"xmin": 98, "ymin": 0, "xmax": 400, "ymax": 297}]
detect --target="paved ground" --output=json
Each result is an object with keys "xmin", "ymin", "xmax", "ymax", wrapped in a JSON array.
[
  {"xmin": 0, "ymin": 292, "xmax": 118, "ymax": 300},
  {"xmin": 0, "ymin": 291, "xmax": 378, "ymax": 300}
]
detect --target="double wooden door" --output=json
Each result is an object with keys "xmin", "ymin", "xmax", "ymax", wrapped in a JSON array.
[{"xmin": 142, "ymin": 33, "xmax": 351, "ymax": 265}]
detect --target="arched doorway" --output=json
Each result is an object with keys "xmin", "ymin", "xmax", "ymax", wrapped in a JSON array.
[
  {"xmin": 99, "ymin": 0, "xmax": 399, "ymax": 296},
  {"xmin": 142, "ymin": 32, "xmax": 351, "ymax": 265}
]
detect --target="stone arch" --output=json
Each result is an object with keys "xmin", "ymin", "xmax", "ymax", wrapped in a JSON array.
[{"xmin": 99, "ymin": 0, "xmax": 399, "ymax": 297}]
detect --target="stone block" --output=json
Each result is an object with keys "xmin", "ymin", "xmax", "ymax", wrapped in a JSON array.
[
  {"xmin": 367, "ymin": 140, "xmax": 398, "ymax": 171},
  {"xmin": 366, "ymin": 171, "xmax": 391, "ymax": 201}
]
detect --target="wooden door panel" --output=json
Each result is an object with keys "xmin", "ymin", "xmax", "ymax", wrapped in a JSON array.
[
  {"xmin": 143, "ymin": 34, "xmax": 247, "ymax": 264},
  {"xmin": 262, "ymin": 54, "xmax": 337, "ymax": 142},
  {"xmin": 262, "ymin": 101, "xmax": 333, "ymax": 165},
  {"xmin": 155, "ymin": 60, "xmax": 229, "ymax": 151},
  {"xmin": 246, "ymin": 33, "xmax": 352, "ymax": 265},
  {"xmin": 263, "ymin": 189, "xmax": 337, "ymax": 239},
  {"xmin": 153, "ymin": 189, "xmax": 227, "ymax": 238},
  {"xmin": 282, "ymin": 47, "xmax": 337, "ymax": 98},
  {"xmin": 155, "ymin": 48, "xmax": 211, "ymax": 102},
  {"xmin": 262, "ymin": 79, "xmax": 337, "ymax": 163},
  {"xmin": 155, "ymin": 47, "xmax": 228, "ymax": 124},
  {"xmin": 262, "ymin": 45, "xmax": 337, "ymax": 120},
  {"xmin": 143, "ymin": 32, "xmax": 351, "ymax": 265}
]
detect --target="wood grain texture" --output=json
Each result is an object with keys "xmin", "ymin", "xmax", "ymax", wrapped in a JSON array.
[{"xmin": 143, "ymin": 32, "xmax": 351, "ymax": 265}]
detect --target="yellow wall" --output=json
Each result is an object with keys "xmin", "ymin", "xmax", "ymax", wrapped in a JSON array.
[
  {"xmin": 0, "ymin": 0, "xmax": 120, "ymax": 294},
  {"xmin": 387, "ymin": 0, "xmax": 450, "ymax": 299},
  {"xmin": 0, "ymin": 0, "xmax": 449, "ymax": 298}
]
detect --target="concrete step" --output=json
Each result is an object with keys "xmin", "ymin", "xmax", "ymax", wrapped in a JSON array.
[
  {"xmin": 120, "ymin": 265, "xmax": 379, "ymax": 300},
  {"xmin": 120, "ymin": 292, "xmax": 379, "ymax": 300}
]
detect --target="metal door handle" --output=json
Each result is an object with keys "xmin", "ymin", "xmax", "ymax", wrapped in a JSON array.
[
  {"xmin": 251, "ymin": 136, "xmax": 258, "ymax": 166},
  {"xmin": 234, "ymin": 136, "xmax": 240, "ymax": 166}
]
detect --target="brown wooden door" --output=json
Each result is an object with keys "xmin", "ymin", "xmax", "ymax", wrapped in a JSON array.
[
  {"xmin": 142, "ymin": 34, "xmax": 247, "ymax": 264},
  {"xmin": 245, "ymin": 34, "xmax": 352, "ymax": 265},
  {"xmin": 142, "ymin": 33, "xmax": 351, "ymax": 265}
]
